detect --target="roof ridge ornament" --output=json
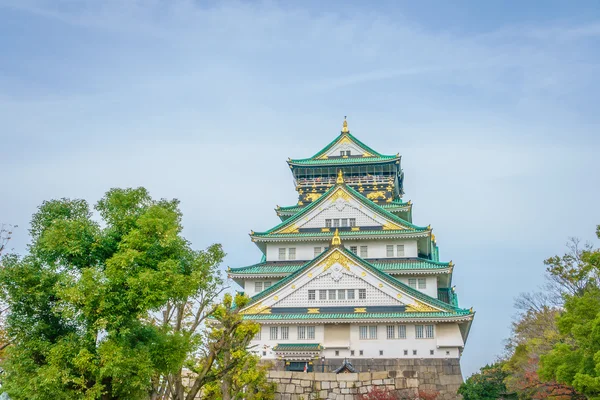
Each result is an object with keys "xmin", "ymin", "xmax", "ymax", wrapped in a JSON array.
[
  {"xmin": 336, "ymin": 169, "xmax": 345, "ymax": 184},
  {"xmin": 331, "ymin": 228, "xmax": 342, "ymax": 246},
  {"xmin": 341, "ymin": 116, "xmax": 349, "ymax": 133}
]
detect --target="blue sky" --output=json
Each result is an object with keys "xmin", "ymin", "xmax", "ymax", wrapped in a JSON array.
[{"xmin": 1, "ymin": 0, "xmax": 600, "ymax": 376}]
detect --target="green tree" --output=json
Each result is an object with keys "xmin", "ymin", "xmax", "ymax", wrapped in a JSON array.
[
  {"xmin": 538, "ymin": 225, "xmax": 600, "ymax": 399},
  {"xmin": 458, "ymin": 362, "xmax": 516, "ymax": 400},
  {"xmin": 0, "ymin": 188, "xmax": 227, "ymax": 399}
]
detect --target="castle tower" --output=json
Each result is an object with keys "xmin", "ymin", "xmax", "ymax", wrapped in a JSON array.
[{"xmin": 230, "ymin": 119, "xmax": 474, "ymax": 372}]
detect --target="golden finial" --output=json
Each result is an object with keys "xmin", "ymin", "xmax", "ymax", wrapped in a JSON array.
[
  {"xmin": 469, "ymin": 307, "xmax": 474, "ymax": 313},
  {"xmin": 431, "ymin": 233, "xmax": 436, "ymax": 243},
  {"xmin": 407, "ymin": 200, "xmax": 412, "ymax": 205},
  {"xmin": 341, "ymin": 116, "xmax": 349, "ymax": 133},
  {"xmin": 250, "ymin": 230, "xmax": 254, "ymax": 235},
  {"xmin": 227, "ymin": 266, "xmax": 231, "ymax": 272},
  {"xmin": 449, "ymin": 260, "xmax": 453, "ymax": 267},
  {"xmin": 336, "ymin": 169, "xmax": 345, "ymax": 184},
  {"xmin": 427, "ymin": 224, "xmax": 431, "ymax": 230},
  {"xmin": 331, "ymin": 228, "xmax": 341, "ymax": 246}
]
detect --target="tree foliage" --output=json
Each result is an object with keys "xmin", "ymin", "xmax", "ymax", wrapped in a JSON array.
[
  {"xmin": 458, "ymin": 362, "xmax": 516, "ymax": 400},
  {"xmin": 0, "ymin": 188, "xmax": 270, "ymax": 400}
]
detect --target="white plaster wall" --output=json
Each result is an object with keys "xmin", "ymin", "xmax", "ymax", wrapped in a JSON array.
[
  {"xmin": 243, "ymin": 278, "xmax": 282, "ymax": 297},
  {"xmin": 265, "ymin": 240, "xmax": 419, "ymax": 262},
  {"xmin": 324, "ymin": 142, "xmax": 365, "ymax": 157},
  {"xmin": 394, "ymin": 276, "xmax": 438, "ymax": 298},
  {"xmin": 250, "ymin": 323, "xmax": 463, "ymax": 359}
]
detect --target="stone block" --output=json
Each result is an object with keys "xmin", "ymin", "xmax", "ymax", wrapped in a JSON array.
[
  {"xmin": 291, "ymin": 379, "xmax": 301, "ymax": 385},
  {"xmin": 395, "ymin": 378, "xmax": 406, "ymax": 389},
  {"xmin": 319, "ymin": 390, "xmax": 328, "ymax": 399},
  {"xmin": 301, "ymin": 380, "xmax": 312, "ymax": 387},
  {"xmin": 358, "ymin": 372, "xmax": 371, "ymax": 381},
  {"xmin": 315, "ymin": 373, "xmax": 337, "ymax": 381},
  {"xmin": 371, "ymin": 371, "xmax": 388, "ymax": 380},
  {"xmin": 285, "ymin": 384, "xmax": 295, "ymax": 393},
  {"xmin": 295, "ymin": 386, "xmax": 304, "ymax": 394},
  {"xmin": 321, "ymin": 381, "xmax": 330, "ymax": 390},
  {"xmin": 372, "ymin": 379, "xmax": 383, "ymax": 385},
  {"xmin": 336, "ymin": 373, "xmax": 358, "ymax": 381},
  {"xmin": 359, "ymin": 386, "xmax": 368, "ymax": 394},
  {"xmin": 406, "ymin": 378, "xmax": 419, "ymax": 388}
]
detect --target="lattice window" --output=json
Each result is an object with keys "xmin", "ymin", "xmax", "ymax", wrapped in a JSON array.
[
  {"xmin": 264, "ymin": 281, "xmax": 272, "ymax": 289},
  {"xmin": 397, "ymin": 244, "xmax": 405, "ymax": 256},
  {"xmin": 360, "ymin": 246, "xmax": 368, "ymax": 258},
  {"xmin": 418, "ymin": 278, "xmax": 426, "ymax": 289},
  {"xmin": 359, "ymin": 326, "xmax": 368, "ymax": 340},
  {"xmin": 350, "ymin": 246, "xmax": 357, "ymax": 254},
  {"xmin": 408, "ymin": 278, "xmax": 417, "ymax": 289},
  {"xmin": 415, "ymin": 325, "xmax": 424, "ymax": 339},
  {"xmin": 270, "ymin": 327, "xmax": 278, "ymax": 340},
  {"xmin": 386, "ymin": 325, "xmax": 395, "ymax": 339},
  {"xmin": 307, "ymin": 326, "xmax": 315, "ymax": 340},
  {"xmin": 278, "ymin": 248, "xmax": 286, "ymax": 260},
  {"xmin": 347, "ymin": 289, "xmax": 355, "ymax": 300},
  {"xmin": 386, "ymin": 245, "xmax": 394, "ymax": 257},
  {"xmin": 288, "ymin": 248, "xmax": 296, "ymax": 260},
  {"xmin": 398, "ymin": 325, "xmax": 407, "ymax": 339},
  {"xmin": 369, "ymin": 326, "xmax": 377, "ymax": 339},
  {"xmin": 328, "ymin": 289, "xmax": 336, "ymax": 300},
  {"xmin": 308, "ymin": 290, "xmax": 316, "ymax": 300},
  {"xmin": 255, "ymin": 282, "xmax": 263, "ymax": 292},
  {"xmin": 349, "ymin": 218, "xmax": 356, "ymax": 227},
  {"xmin": 425, "ymin": 325, "xmax": 434, "ymax": 338},
  {"xmin": 359, "ymin": 289, "xmax": 366, "ymax": 299},
  {"xmin": 341, "ymin": 218, "xmax": 348, "ymax": 227},
  {"xmin": 319, "ymin": 290, "xmax": 327, "ymax": 300},
  {"xmin": 338, "ymin": 289, "xmax": 345, "ymax": 300},
  {"xmin": 325, "ymin": 219, "xmax": 332, "ymax": 228},
  {"xmin": 281, "ymin": 326, "xmax": 289, "ymax": 340},
  {"xmin": 298, "ymin": 326, "xmax": 306, "ymax": 340}
]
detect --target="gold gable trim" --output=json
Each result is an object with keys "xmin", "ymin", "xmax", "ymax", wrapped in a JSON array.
[{"xmin": 405, "ymin": 301, "xmax": 439, "ymax": 313}]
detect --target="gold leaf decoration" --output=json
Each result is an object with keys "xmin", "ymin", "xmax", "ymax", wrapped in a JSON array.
[
  {"xmin": 405, "ymin": 301, "xmax": 438, "ymax": 313},
  {"xmin": 320, "ymin": 250, "xmax": 351, "ymax": 272}
]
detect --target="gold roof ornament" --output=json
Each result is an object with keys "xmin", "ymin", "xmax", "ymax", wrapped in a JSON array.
[
  {"xmin": 336, "ymin": 169, "xmax": 345, "ymax": 184},
  {"xmin": 341, "ymin": 116, "xmax": 349, "ymax": 133},
  {"xmin": 331, "ymin": 228, "xmax": 342, "ymax": 246}
]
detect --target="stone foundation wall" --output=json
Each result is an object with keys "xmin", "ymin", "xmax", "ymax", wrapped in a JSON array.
[{"xmin": 267, "ymin": 359, "xmax": 463, "ymax": 400}]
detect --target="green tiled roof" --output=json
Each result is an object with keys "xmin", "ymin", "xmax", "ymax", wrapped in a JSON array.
[
  {"xmin": 289, "ymin": 155, "xmax": 399, "ymax": 166},
  {"xmin": 245, "ymin": 311, "xmax": 471, "ymax": 321},
  {"xmin": 273, "ymin": 343, "xmax": 322, "ymax": 351},
  {"xmin": 230, "ymin": 258, "xmax": 450, "ymax": 276},
  {"xmin": 276, "ymin": 200, "xmax": 410, "ymax": 216},
  {"xmin": 243, "ymin": 246, "xmax": 466, "ymax": 315},
  {"xmin": 288, "ymin": 132, "xmax": 400, "ymax": 167},
  {"xmin": 253, "ymin": 229, "xmax": 427, "ymax": 240},
  {"xmin": 253, "ymin": 183, "xmax": 427, "ymax": 237}
]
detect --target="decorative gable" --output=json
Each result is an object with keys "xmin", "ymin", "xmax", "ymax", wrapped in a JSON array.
[
  {"xmin": 241, "ymin": 245, "xmax": 448, "ymax": 316},
  {"xmin": 317, "ymin": 135, "xmax": 373, "ymax": 159},
  {"xmin": 271, "ymin": 185, "xmax": 413, "ymax": 235}
]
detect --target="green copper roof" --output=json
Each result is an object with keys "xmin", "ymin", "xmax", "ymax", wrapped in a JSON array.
[
  {"xmin": 230, "ymin": 258, "xmax": 451, "ymax": 275},
  {"xmin": 244, "ymin": 311, "xmax": 472, "ymax": 321},
  {"xmin": 243, "ymin": 246, "xmax": 466, "ymax": 315},
  {"xmin": 253, "ymin": 183, "xmax": 427, "ymax": 237},
  {"xmin": 273, "ymin": 343, "xmax": 323, "ymax": 351},
  {"xmin": 277, "ymin": 199, "xmax": 411, "ymax": 215},
  {"xmin": 288, "ymin": 132, "xmax": 398, "ymax": 166}
]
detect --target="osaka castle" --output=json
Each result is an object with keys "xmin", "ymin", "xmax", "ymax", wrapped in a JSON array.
[{"xmin": 229, "ymin": 118, "xmax": 474, "ymax": 371}]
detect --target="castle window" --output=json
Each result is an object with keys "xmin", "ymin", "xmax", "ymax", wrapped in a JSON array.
[
  {"xmin": 386, "ymin": 325, "xmax": 395, "ymax": 339},
  {"xmin": 379, "ymin": 350, "xmax": 384, "ymax": 356},
  {"xmin": 264, "ymin": 281, "xmax": 272, "ymax": 289},
  {"xmin": 333, "ymin": 219, "xmax": 340, "ymax": 228},
  {"xmin": 278, "ymin": 248, "xmax": 286, "ymax": 260},
  {"xmin": 358, "ymin": 289, "xmax": 366, "ymax": 299},
  {"xmin": 359, "ymin": 326, "xmax": 368, "ymax": 339},
  {"xmin": 408, "ymin": 278, "xmax": 417, "ymax": 289},
  {"xmin": 403, "ymin": 350, "xmax": 408, "ymax": 356},
  {"xmin": 446, "ymin": 351, "xmax": 450, "ymax": 356},
  {"xmin": 397, "ymin": 244, "xmax": 405, "ymax": 256},
  {"xmin": 425, "ymin": 325, "xmax": 435, "ymax": 338},
  {"xmin": 415, "ymin": 325, "xmax": 424, "ymax": 339},
  {"xmin": 347, "ymin": 289, "xmax": 355, "ymax": 299},
  {"xmin": 369, "ymin": 326, "xmax": 378, "ymax": 339},
  {"xmin": 359, "ymin": 350, "xmax": 364, "ymax": 356},
  {"xmin": 328, "ymin": 289, "xmax": 336, "ymax": 300},
  {"xmin": 349, "ymin": 218, "xmax": 356, "ymax": 227},
  {"xmin": 338, "ymin": 289, "xmax": 345, "ymax": 300},
  {"xmin": 350, "ymin": 246, "xmax": 357, "ymax": 254},
  {"xmin": 263, "ymin": 351, "xmax": 267, "ymax": 356},
  {"xmin": 281, "ymin": 326, "xmax": 289, "ymax": 340},
  {"xmin": 270, "ymin": 327, "xmax": 278, "ymax": 340},
  {"xmin": 319, "ymin": 290, "xmax": 327, "ymax": 300},
  {"xmin": 386, "ymin": 245, "xmax": 394, "ymax": 257},
  {"xmin": 325, "ymin": 219, "xmax": 332, "ymax": 228},
  {"xmin": 307, "ymin": 326, "xmax": 315, "ymax": 340},
  {"xmin": 360, "ymin": 246, "xmax": 368, "ymax": 258},
  {"xmin": 308, "ymin": 290, "xmax": 316, "ymax": 300},
  {"xmin": 398, "ymin": 325, "xmax": 407, "ymax": 339},
  {"xmin": 314, "ymin": 247, "xmax": 322, "ymax": 257},
  {"xmin": 254, "ymin": 282, "xmax": 263, "ymax": 292},
  {"xmin": 430, "ymin": 350, "xmax": 434, "ymax": 355},
  {"xmin": 351, "ymin": 350, "xmax": 355, "ymax": 356},
  {"xmin": 341, "ymin": 218, "xmax": 348, "ymax": 227},
  {"xmin": 418, "ymin": 278, "xmax": 426, "ymax": 289},
  {"xmin": 297, "ymin": 326, "xmax": 306, "ymax": 339},
  {"xmin": 288, "ymin": 248, "xmax": 296, "ymax": 260},
  {"xmin": 413, "ymin": 350, "xmax": 417, "ymax": 356},
  {"xmin": 335, "ymin": 350, "xmax": 339, "ymax": 356}
]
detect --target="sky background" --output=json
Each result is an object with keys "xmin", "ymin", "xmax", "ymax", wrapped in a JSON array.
[{"xmin": 1, "ymin": 0, "xmax": 600, "ymax": 377}]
